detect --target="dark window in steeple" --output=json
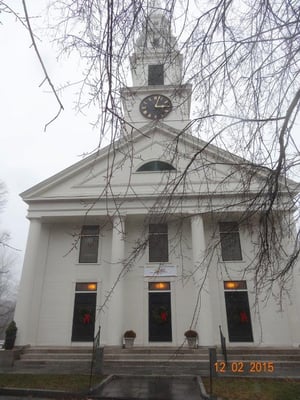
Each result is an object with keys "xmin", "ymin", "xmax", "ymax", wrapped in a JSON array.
[
  {"xmin": 148, "ymin": 65, "xmax": 164, "ymax": 85},
  {"xmin": 137, "ymin": 161, "xmax": 175, "ymax": 172},
  {"xmin": 152, "ymin": 37, "xmax": 160, "ymax": 48}
]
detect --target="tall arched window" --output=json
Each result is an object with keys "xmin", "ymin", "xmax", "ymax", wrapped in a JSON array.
[{"xmin": 137, "ymin": 161, "xmax": 175, "ymax": 172}]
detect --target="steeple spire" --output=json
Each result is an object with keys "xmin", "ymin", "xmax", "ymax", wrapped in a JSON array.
[
  {"xmin": 135, "ymin": 0, "xmax": 175, "ymax": 52},
  {"xmin": 148, "ymin": 0, "xmax": 162, "ymax": 9},
  {"xmin": 121, "ymin": 0, "xmax": 192, "ymax": 134}
]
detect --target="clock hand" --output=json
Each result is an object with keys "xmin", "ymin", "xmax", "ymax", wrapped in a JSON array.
[
  {"xmin": 154, "ymin": 96, "xmax": 161, "ymax": 108},
  {"xmin": 154, "ymin": 96, "xmax": 169, "ymax": 108}
]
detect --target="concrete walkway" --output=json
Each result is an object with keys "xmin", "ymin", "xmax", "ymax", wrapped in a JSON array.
[
  {"xmin": 92, "ymin": 375, "xmax": 204, "ymax": 399},
  {"xmin": 0, "ymin": 375, "xmax": 208, "ymax": 400}
]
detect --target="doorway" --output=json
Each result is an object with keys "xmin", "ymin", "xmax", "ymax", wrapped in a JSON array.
[
  {"xmin": 71, "ymin": 283, "xmax": 97, "ymax": 342},
  {"xmin": 224, "ymin": 281, "xmax": 253, "ymax": 342},
  {"xmin": 148, "ymin": 282, "xmax": 172, "ymax": 342}
]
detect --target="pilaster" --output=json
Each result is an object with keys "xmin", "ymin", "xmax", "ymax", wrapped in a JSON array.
[
  {"xmin": 106, "ymin": 215, "xmax": 126, "ymax": 345},
  {"xmin": 14, "ymin": 219, "xmax": 44, "ymax": 345},
  {"xmin": 190, "ymin": 214, "xmax": 214, "ymax": 346}
]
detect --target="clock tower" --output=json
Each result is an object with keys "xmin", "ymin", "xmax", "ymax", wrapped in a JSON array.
[{"xmin": 121, "ymin": 1, "xmax": 192, "ymax": 133}]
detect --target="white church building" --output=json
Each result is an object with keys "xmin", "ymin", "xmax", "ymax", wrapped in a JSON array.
[{"xmin": 15, "ymin": 5, "xmax": 300, "ymax": 349}]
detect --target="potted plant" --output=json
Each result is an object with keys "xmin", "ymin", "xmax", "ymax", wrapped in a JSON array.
[
  {"xmin": 4, "ymin": 321, "xmax": 17, "ymax": 350},
  {"xmin": 184, "ymin": 329, "xmax": 198, "ymax": 349},
  {"xmin": 123, "ymin": 330, "xmax": 136, "ymax": 348}
]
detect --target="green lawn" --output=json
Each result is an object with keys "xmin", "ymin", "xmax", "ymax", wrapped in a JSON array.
[
  {"xmin": 203, "ymin": 377, "xmax": 300, "ymax": 400},
  {"xmin": 0, "ymin": 374, "xmax": 104, "ymax": 392},
  {"xmin": 1, "ymin": 374, "xmax": 300, "ymax": 399}
]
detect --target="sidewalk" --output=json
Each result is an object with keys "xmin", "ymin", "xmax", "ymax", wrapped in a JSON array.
[
  {"xmin": 92, "ymin": 375, "xmax": 204, "ymax": 399},
  {"xmin": 0, "ymin": 375, "xmax": 210, "ymax": 400}
]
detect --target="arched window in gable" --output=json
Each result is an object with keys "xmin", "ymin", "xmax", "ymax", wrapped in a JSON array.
[{"xmin": 137, "ymin": 161, "xmax": 176, "ymax": 172}]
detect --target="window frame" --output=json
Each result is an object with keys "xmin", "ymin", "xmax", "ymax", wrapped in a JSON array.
[
  {"xmin": 137, "ymin": 161, "xmax": 175, "ymax": 172},
  {"xmin": 79, "ymin": 225, "xmax": 100, "ymax": 264},
  {"xmin": 219, "ymin": 221, "xmax": 242, "ymax": 261},
  {"xmin": 148, "ymin": 223, "xmax": 169, "ymax": 263},
  {"xmin": 148, "ymin": 64, "xmax": 164, "ymax": 85}
]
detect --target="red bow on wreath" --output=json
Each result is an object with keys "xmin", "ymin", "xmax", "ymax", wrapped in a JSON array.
[
  {"xmin": 160, "ymin": 311, "xmax": 168, "ymax": 322},
  {"xmin": 240, "ymin": 311, "xmax": 248, "ymax": 323},
  {"xmin": 83, "ymin": 313, "xmax": 91, "ymax": 324}
]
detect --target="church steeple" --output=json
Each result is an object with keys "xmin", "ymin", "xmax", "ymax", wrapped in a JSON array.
[
  {"xmin": 135, "ymin": 1, "xmax": 175, "ymax": 53},
  {"xmin": 130, "ymin": 1, "xmax": 183, "ymax": 87},
  {"xmin": 121, "ymin": 2, "xmax": 192, "ymax": 132}
]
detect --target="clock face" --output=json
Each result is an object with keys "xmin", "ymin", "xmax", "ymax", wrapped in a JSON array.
[{"xmin": 140, "ymin": 95, "xmax": 172, "ymax": 120}]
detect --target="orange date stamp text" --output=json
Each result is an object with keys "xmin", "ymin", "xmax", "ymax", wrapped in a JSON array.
[{"xmin": 214, "ymin": 361, "xmax": 275, "ymax": 374}]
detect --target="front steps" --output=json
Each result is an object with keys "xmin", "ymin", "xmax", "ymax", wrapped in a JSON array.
[
  {"xmin": 103, "ymin": 346, "xmax": 300, "ymax": 377},
  {"xmin": 103, "ymin": 346, "xmax": 209, "ymax": 376},
  {"xmin": 221, "ymin": 347, "xmax": 300, "ymax": 378},
  {"xmin": 10, "ymin": 345, "xmax": 300, "ymax": 377},
  {"xmin": 13, "ymin": 346, "xmax": 93, "ymax": 374}
]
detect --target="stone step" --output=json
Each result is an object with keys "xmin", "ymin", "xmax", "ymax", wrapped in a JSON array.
[
  {"xmin": 104, "ymin": 347, "xmax": 208, "ymax": 355},
  {"xmin": 226, "ymin": 348, "xmax": 300, "ymax": 355},
  {"xmin": 15, "ymin": 359, "xmax": 92, "ymax": 367},
  {"xmin": 23, "ymin": 346, "xmax": 92, "ymax": 354},
  {"xmin": 21, "ymin": 353, "xmax": 92, "ymax": 361},
  {"xmin": 13, "ymin": 357, "xmax": 93, "ymax": 374},
  {"xmin": 104, "ymin": 354, "xmax": 210, "ymax": 361},
  {"xmin": 102, "ymin": 346, "xmax": 300, "ymax": 377},
  {"xmin": 13, "ymin": 345, "xmax": 300, "ymax": 377},
  {"xmin": 104, "ymin": 353, "xmax": 300, "ymax": 361}
]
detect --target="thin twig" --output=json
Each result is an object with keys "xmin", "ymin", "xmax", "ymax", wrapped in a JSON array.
[{"xmin": 21, "ymin": 0, "xmax": 64, "ymax": 131}]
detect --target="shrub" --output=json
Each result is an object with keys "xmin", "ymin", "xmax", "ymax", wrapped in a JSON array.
[
  {"xmin": 124, "ymin": 330, "xmax": 136, "ymax": 338},
  {"xmin": 184, "ymin": 329, "xmax": 198, "ymax": 338}
]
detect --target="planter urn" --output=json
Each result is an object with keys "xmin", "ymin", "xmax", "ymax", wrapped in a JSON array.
[
  {"xmin": 184, "ymin": 330, "xmax": 198, "ymax": 349},
  {"xmin": 124, "ymin": 337, "xmax": 135, "ymax": 349},
  {"xmin": 187, "ymin": 336, "xmax": 197, "ymax": 349},
  {"xmin": 123, "ymin": 330, "xmax": 136, "ymax": 349}
]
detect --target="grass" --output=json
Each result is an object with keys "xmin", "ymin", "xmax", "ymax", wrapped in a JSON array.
[
  {"xmin": 1, "ymin": 374, "xmax": 300, "ymax": 399},
  {"xmin": 0, "ymin": 374, "xmax": 105, "ymax": 392},
  {"xmin": 203, "ymin": 377, "xmax": 300, "ymax": 400}
]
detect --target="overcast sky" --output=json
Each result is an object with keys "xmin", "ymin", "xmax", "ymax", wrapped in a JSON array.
[
  {"xmin": 2, "ymin": 3, "xmax": 300, "ymax": 282},
  {"xmin": 1, "ymin": 3, "xmax": 100, "ymax": 278}
]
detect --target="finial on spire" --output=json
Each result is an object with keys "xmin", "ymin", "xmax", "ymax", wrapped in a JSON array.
[
  {"xmin": 148, "ymin": 0, "xmax": 162, "ymax": 10},
  {"xmin": 134, "ymin": 0, "xmax": 176, "ymax": 52}
]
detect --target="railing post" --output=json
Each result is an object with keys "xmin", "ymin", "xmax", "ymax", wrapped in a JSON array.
[
  {"xmin": 89, "ymin": 325, "xmax": 102, "ymax": 390},
  {"xmin": 219, "ymin": 325, "xmax": 228, "ymax": 366},
  {"xmin": 209, "ymin": 347, "xmax": 217, "ymax": 399}
]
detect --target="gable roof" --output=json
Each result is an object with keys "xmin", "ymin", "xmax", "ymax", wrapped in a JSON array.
[{"xmin": 21, "ymin": 123, "xmax": 299, "ymax": 209}]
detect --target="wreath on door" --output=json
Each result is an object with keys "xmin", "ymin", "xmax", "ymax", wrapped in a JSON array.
[
  {"xmin": 80, "ymin": 308, "xmax": 93, "ymax": 325},
  {"xmin": 152, "ymin": 306, "xmax": 169, "ymax": 325}
]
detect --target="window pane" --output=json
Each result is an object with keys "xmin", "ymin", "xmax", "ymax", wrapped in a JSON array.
[
  {"xmin": 149, "ymin": 224, "xmax": 168, "ymax": 262},
  {"xmin": 137, "ymin": 161, "xmax": 175, "ymax": 172},
  {"xmin": 76, "ymin": 282, "xmax": 97, "ymax": 292},
  {"xmin": 79, "ymin": 225, "xmax": 99, "ymax": 263},
  {"xmin": 148, "ymin": 65, "xmax": 164, "ymax": 85},
  {"xmin": 219, "ymin": 222, "xmax": 242, "ymax": 261},
  {"xmin": 219, "ymin": 222, "xmax": 239, "ymax": 233},
  {"xmin": 220, "ymin": 232, "xmax": 242, "ymax": 261},
  {"xmin": 224, "ymin": 281, "xmax": 247, "ymax": 290},
  {"xmin": 81, "ymin": 226, "xmax": 99, "ymax": 235},
  {"xmin": 149, "ymin": 224, "xmax": 168, "ymax": 233},
  {"xmin": 149, "ymin": 282, "xmax": 170, "ymax": 291}
]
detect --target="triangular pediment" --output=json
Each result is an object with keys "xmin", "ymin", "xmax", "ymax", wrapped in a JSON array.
[{"xmin": 21, "ymin": 125, "xmax": 298, "ymax": 207}]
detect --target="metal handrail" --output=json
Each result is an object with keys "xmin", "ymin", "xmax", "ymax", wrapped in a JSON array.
[
  {"xmin": 93, "ymin": 326, "xmax": 101, "ymax": 351},
  {"xmin": 89, "ymin": 325, "xmax": 101, "ymax": 389},
  {"xmin": 219, "ymin": 325, "xmax": 228, "ymax": 365}
]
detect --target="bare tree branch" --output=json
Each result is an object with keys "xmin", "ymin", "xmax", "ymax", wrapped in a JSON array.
[{"xmin": 21, "ymin": 0, "xmax": 64, "ymax": 131}]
